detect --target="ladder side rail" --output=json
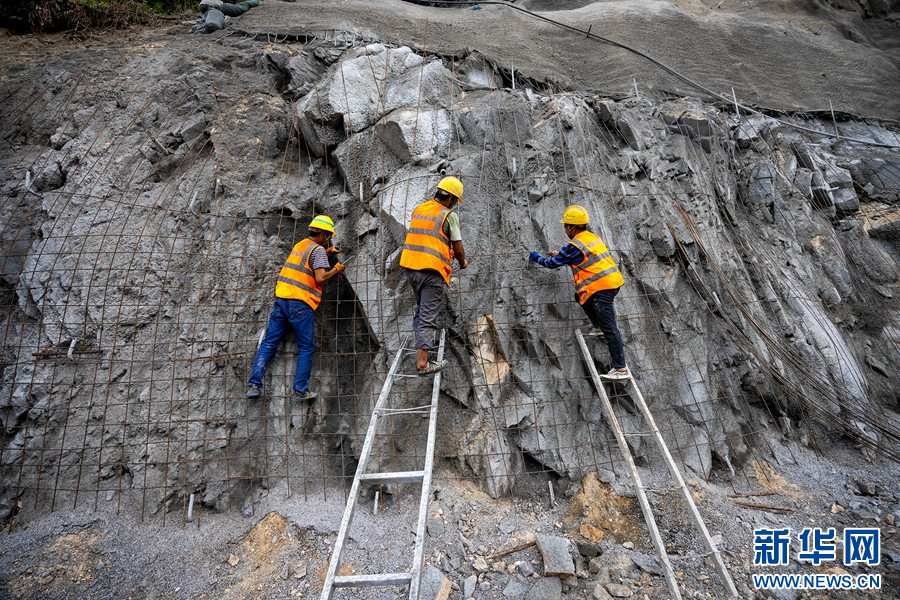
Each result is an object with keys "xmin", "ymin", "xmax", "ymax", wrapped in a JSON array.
[
  {"xmin": 321, "ymin": 339, "xmax": 409, "ymax": 600},
  {"xmin": 334, "ymin": 573, "xmax": 414, "ymax": 588},
  {"xmin": 408, "ymin": 329, "xmax": 446, "ymax": 600},
  {"xmin": 575, "ymin": 329, "xmax": 683, "ymax": 600},
  {"xmin": 627, "ymin": 379, "xmax": 740, "ymax": 599}
]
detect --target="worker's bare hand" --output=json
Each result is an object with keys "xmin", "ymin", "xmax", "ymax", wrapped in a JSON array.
[
  {"xmin": 459, "ymin": 258, "xmax": 468, "ymax": 269},
  {"xmin": 326, "ymin": 246, "xmax": 341, "ymax": 255},
  {"xmin": 333, "ymin": 263, "xmax": 345, "ymax": 274},
  {"xmin": 548, "ymin": 250, "xmax": 559, "ymax": 257}
]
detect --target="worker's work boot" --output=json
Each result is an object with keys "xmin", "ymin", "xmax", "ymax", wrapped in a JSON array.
[
  {"xmin": 293, "ymin": 390, "xmax": 319, "ymax": 402},
  {"xmin": 247, "ymin": 385, "xmax": 261, "ymax": 399},
  {"xmin": 600, "ymin": 367, "xmax": 630, "ymax": 381},
  {"xmin": 417, "ymin": 360, "xmax": 448, "ymax": 376}
]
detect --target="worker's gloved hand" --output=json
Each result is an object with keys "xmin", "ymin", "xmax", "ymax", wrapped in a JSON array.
[
  {"xmin": 528, "ymin": 251, "xmax": 541, "ymax": 263},
  {"xmin": 334, "ymin": 263, "xmax": 345, "ymax": 274},
  {"xmin": 326, "ymin": 246, "xmax": 341, "ymax": 255}
]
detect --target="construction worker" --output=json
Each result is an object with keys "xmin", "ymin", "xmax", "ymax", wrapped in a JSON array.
[
  {"xmin": 528, "ymin": 205, "xmax": 629, "ymax": 380},
  {"xmin": 399, "ymin": 176, "xmax": 468, "ymax": 375},
  {"xmin": 247, "ymin": 215, "xmax": 345, "ymax": 401}
]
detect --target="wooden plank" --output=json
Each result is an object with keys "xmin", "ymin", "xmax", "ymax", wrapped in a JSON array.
[
  {"xmin": 575, "ymin": 329, "xmax": 682, "ymax": 600},
  {"xmin": 358, "ymin": 471, "xmax": 425, "ymax": 484},
  {"xmin": 408, "ymin": 329, "xmax": 446, "ymax": 600},
  {"xmin": 626, "ymin": 372, "xmax": 740, "ymax": 598}
]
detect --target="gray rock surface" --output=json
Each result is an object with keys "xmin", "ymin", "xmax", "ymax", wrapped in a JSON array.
[
  {"xmin": 463, "ymin": 573, "xmax": 478, "ymax": 598},
  {"xmin": 630, "ymin": 553, "xmax": 663, "ymax": 575},
  {"xmin": 591, "ymin": 581, "xmax": 614, "ymax": 600},
  {"xmin": 604, "ymin": 582, "xmax": 634, "ymax": 597},
  {"xmin": 420, "ymin": 565, "xmax": 451, "ymax": 600},
  {"xmin": 524, "ymin": 576, "xmax": 562, "ymax": 600},
  {"xmin": 503, "ymin": 578, "xmax": 528, "ymax": 597}
]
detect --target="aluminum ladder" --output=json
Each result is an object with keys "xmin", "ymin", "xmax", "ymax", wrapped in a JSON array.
[
  {"xmin": 320, "ymin": 330, "xmax": 446, "ymax": 600},
  {"xmin": 575, "ymin": 328, "xmax": 739, "ymax": 600}
]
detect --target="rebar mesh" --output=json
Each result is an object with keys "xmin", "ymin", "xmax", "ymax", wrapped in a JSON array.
[{"xmin": 1, "ymin": 30, "xmax": 898, "ymax": 533}]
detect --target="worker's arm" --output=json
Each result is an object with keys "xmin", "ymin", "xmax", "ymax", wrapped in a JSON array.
[
  {"xmin": 532, "ymin": 243, "xmax": 582, "ymax": 269},
  {"xmin": 443, "ymin": 212, "xmax": 467, "ymax": 269},
  {"xmin": 452, "ymin": 240, "xmax": 467, "ymax": 269},
  {"xmin": 315, "ymin": 263, "xmax": 345, "ymax": 284},
  {"xmin": 309, "ymin": 244, "xmax": 344, "ymax": 284}
]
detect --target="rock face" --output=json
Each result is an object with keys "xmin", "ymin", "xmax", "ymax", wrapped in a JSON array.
[{"xmin": 0, "ymin": 30, "xmax": 899, "ymax": 523}]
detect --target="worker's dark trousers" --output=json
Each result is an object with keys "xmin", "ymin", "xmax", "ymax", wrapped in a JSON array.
[
  {"xmin": 405, "ymin": 268, "xmax": 444, "ymax": 351},
  {"xmin": 581, "ymin": 288, "xmax": 627, "ymax": 369}
]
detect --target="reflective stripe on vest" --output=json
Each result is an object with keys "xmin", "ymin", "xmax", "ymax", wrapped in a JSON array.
[
  {"xmin": 399, "ymin": 200, "xmax": 453, "ymax": 284},
  {"xmin": 570, "ymin": 231, "xmax": 623, "ymax": 304},
  {"xmin": 274, "ymin": 238, "xmax": 323, "ymax": 310}
]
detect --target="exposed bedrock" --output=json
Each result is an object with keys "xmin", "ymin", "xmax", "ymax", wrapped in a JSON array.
[{"xmin": 1, "ymin": 34, "xmax": 899, "ymax": 521}]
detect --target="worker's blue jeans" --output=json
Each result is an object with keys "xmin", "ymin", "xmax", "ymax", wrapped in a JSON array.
[
  {"xmin": 581, "ymin": 288, "xmax": 626, "ymax": 369},
  {"xmin": 247, "ymin": 298, "xmax": 316, "ymax": 394}
]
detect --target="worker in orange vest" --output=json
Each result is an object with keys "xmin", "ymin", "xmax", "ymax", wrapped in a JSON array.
[
  {"xmin": 247, "ymin": 215, "xmax": 345, "ymax": 401},
  {"xmin": 529, "ymin": 205, "xmax": 629, "ymax": 380},
  {"xmin": 399, "ymin": 176, "xmax": 468, "ymax": 375}
]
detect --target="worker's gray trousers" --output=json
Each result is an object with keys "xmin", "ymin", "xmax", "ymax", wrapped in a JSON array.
[{"xmin": 405, "ymin": 268, "xmax": 445, "ymax": 351}]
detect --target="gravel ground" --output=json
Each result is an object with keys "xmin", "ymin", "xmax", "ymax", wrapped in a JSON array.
[{"xmin": 1, "ymin": 422, "xmax": 899, "ymax": 599}]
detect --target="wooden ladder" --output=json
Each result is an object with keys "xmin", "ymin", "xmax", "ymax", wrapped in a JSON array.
[
  {"xmin": 575, "ymin": 328, "xmax": 739, "ymax": 600},
  {"xmin": 320, "ymin": 330, "xmax": 446, "ymax": 600}
]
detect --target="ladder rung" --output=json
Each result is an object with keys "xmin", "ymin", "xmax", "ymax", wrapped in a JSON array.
[
  {"xmin": 394, "ymin": 373, "xmax": 419, "ymax": 378},
  {"xmin": 334, "ymin": 572, "xmax": 413, "ymax": 588},
  {"xmin": 622, "ymin": 430, "xmax": 656, "ymax": 437},
  {"xmin": 359, "ymin": 470, "xmax": 425, "ymax": 484}
]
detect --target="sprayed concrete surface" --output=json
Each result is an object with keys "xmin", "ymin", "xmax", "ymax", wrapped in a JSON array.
[{"xmin": 237, "ymin": 0, "xmax": 900, "ymax": 119}]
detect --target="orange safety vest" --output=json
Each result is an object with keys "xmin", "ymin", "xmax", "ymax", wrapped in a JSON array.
[
  {"xmin": 570, "ymin": 230, "xmax": 624, "ymax": 304},
  {"xmin": 399, "ymin": 200, "xmax": 453, "ymax": 284},
  {"xmin": 274, "ymin": 238, "xmax": 324, "ymax": 310}
]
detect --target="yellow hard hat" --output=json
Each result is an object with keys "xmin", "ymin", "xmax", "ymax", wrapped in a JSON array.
[
  {"xmin": 309, "ymin": 215, "xmax": 335, "ymax": 234},
  {"xmin": 560, "ymin": 205, "xmax": 590, "ymax": 225},
  {"xmin": 435, "ymin": 176, "xmax": 463, "ymax": 202}
]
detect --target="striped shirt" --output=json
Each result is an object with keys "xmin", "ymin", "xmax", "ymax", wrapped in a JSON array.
[{"xmin": 309, "ymin": 245, "xmax": 329, "ymax": 271}]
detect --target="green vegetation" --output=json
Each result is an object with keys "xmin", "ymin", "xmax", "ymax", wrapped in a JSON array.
[{"xmin": 0, "ymin": 0, "xmax": 196, "ymax": 32}]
